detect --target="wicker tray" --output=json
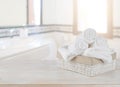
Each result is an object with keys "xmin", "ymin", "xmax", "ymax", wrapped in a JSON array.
[
  {"xmin": 57, "ymin": 51, "xmax": 116, "ymax": 77},
  {"xmin": 58, "ymin": 59, "xmax": 116, "ymax": 77}
]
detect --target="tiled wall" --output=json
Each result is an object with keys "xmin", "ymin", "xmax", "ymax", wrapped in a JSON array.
[
  {"xmin": 0, "ymin": 29, "xmax": 19, "ymax": 37},
  {"xmin": 113, "ymin": 28, "xmax": 120, "ymax": 37},
  {"xmin": 0, "ymin": 26, "xmax": 53, "ymax": 38},
  {"xmin": 0, "ymin": 26, "xmax": 119, "ymax": 38}
]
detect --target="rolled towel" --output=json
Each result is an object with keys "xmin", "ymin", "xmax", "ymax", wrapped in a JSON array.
[
  {"xmin": 83, "ymin": 28, "xmax": 97, "ymax": 44},
  {"xmin": 94, "ymin": 36, "xmax": 114, "ymax": 55},
  {"xmin": 93, "ymin": 36, "xmax": 110, "ymax": 51},
  {"xmin": 68, "ymin": 35, "xmax": 88, "ymax": 56},
  {"xmin": 58, "ymin": 35, "xmax": 88, "ymax": 61}
]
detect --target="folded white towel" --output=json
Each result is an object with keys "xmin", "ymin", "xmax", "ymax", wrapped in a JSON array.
[
  {"xmin": 58, "ymin": 46, "xmax": 71, "ymax": 61},
  {"xmin": 83, "ymin": 36, "xmax": 113, "ymax": 63},
  {"xmin": 83, "ymin": 48, "xmax": 113, "ymax": 63}
]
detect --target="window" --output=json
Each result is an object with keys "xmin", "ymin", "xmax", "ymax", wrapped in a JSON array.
[
  {"xmin": 28, "ymin": 0, "xmax": 42, "ymax": 25},
  {"xmin": 73, "ymin": 0, "xmax": 113, "ymax": 38}
]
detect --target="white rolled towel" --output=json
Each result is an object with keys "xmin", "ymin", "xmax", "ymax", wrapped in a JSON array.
[
  {"xmin": 68, "ymin": 37, "xmax": 88, "ymax": 56},
  {"xmin": 82, "ymin": 28, "xmax": 97, "ymax": 44},
  {"xmin": 58, "ymin": 35, "xmax": 88, "ymax": 61},
  {"xmin": 93, "ymin": 36, "xmax": 110, "ymax": 51}
]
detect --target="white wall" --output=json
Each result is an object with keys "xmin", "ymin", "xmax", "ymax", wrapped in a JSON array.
[
  {"xmin": 43, "ymin": 0, "xmax": 73, "ymax": 25},
  {"xmin": 0, "ymin": 0, "xmax": 27, "ymax": 26},
  {"xmin": 43, "ymin": 0, "xmax": 56, "ymax": 24},
  {"xmin": 55, "ymin": 0, "xmax": 73, "ymax": 25}
]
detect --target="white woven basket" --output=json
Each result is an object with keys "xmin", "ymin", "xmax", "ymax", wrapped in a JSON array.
[{"xmin": 58, "ymin": 59, "xmax": 116, "ymax": 77}]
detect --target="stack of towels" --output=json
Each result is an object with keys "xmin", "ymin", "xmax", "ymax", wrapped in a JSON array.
[{"xmin": 58, "ymin": 29, "xmax": 114, "ymax": 63}]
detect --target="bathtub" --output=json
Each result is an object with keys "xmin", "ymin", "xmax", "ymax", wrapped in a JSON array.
[
  {"xmin": 0, "ymin": 36, "xmax": 57, "ymax": 84},
  {"xmin": 0, "ymin": 36, "xmax": 56, "ymax": 60}
]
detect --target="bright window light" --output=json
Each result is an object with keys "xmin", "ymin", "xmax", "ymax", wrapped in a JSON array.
[
  {"xmin": 33, "ymin": 0, "xmax": 41, "ymax": 25},
  {"xmin": 78, "ymin": 0, "xmax": 107, "ymax": 33}
]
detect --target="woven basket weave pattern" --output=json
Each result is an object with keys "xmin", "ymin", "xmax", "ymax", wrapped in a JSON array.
[{"xmin": 58, "ymin": 60, "xmax": 116, "ymax": 77}]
